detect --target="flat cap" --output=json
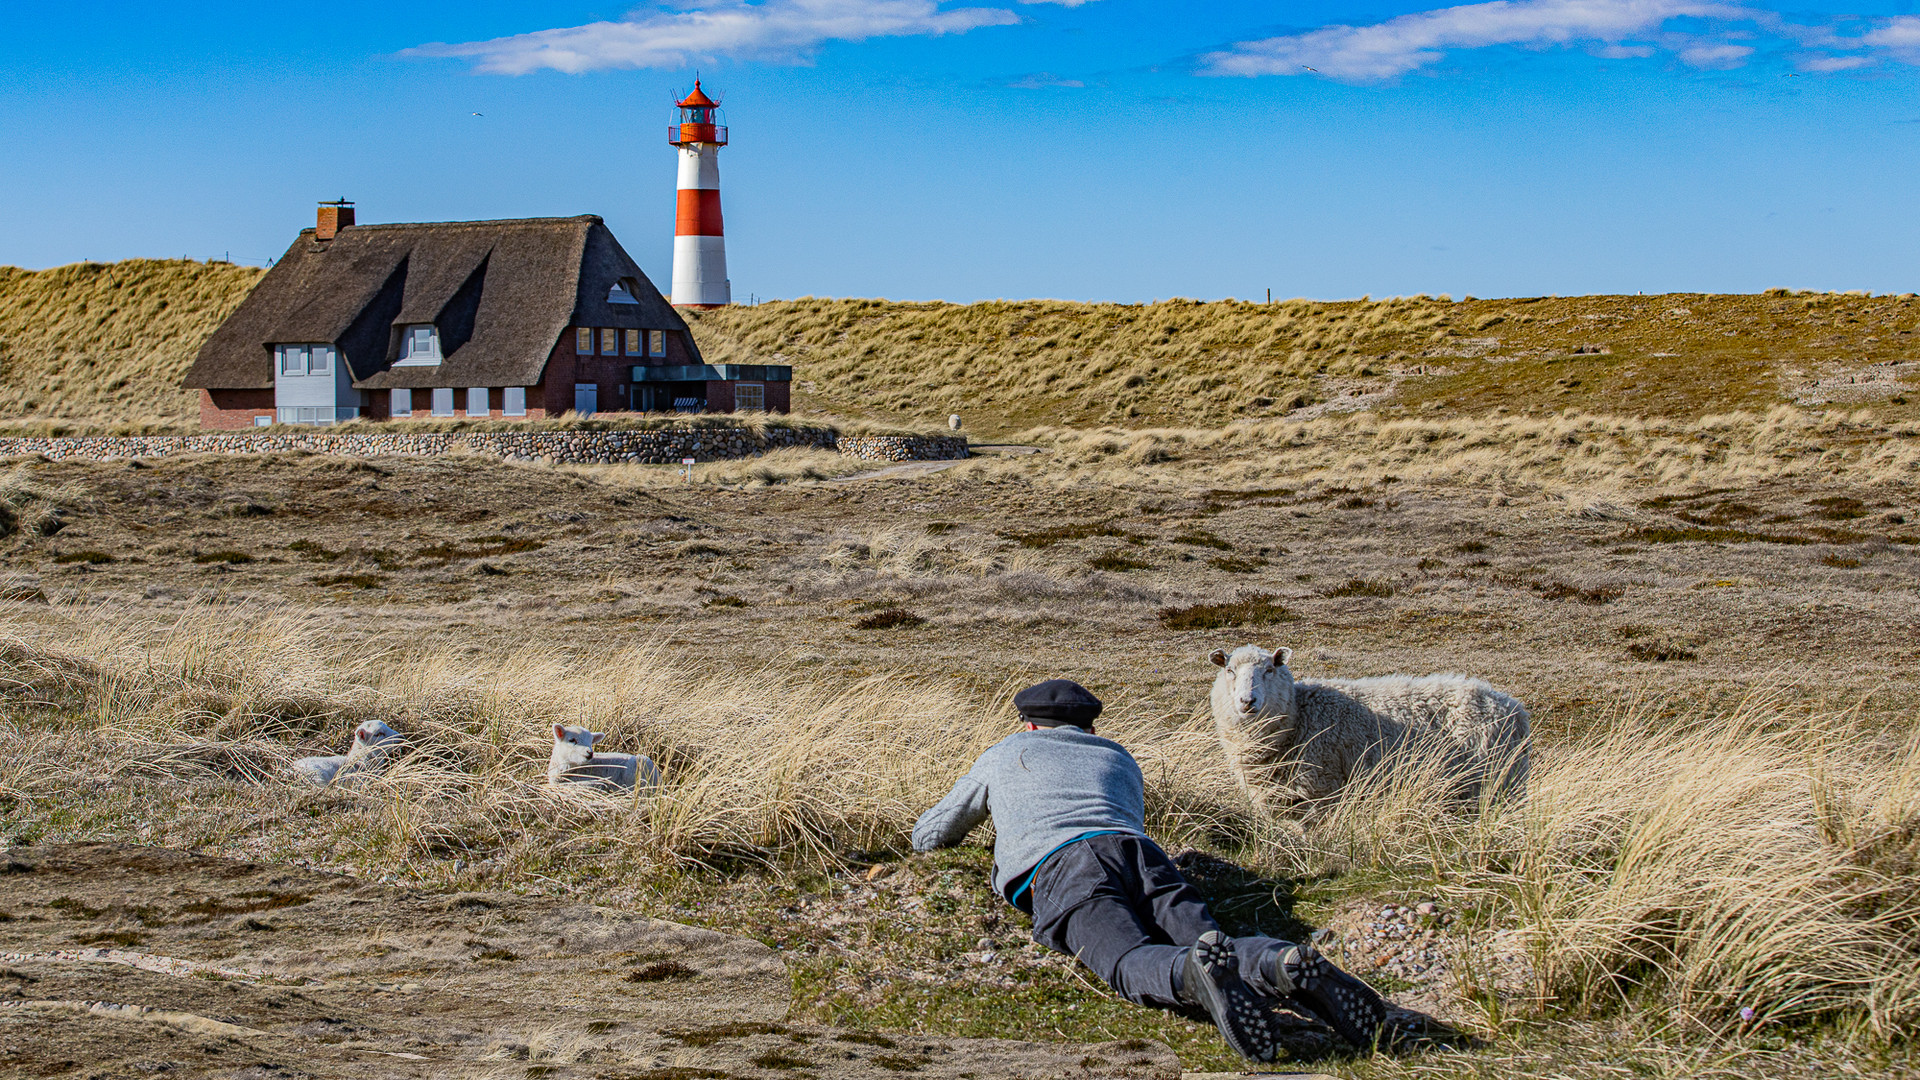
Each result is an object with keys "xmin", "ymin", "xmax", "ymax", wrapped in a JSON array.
[{"xmin": 1014, "ymin": 679, "xmax": 1103, "ymax": 727}]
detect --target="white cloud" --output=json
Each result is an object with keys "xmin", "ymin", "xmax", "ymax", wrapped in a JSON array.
[
  {"xmin": 406, "ymin": 0, "xmax": 1021, "ymax": 74},
  {"xmin": 1200, "ymin": 0, "xmax": 1756, "ymax": 81},
  {"xmin": 1007, "ymin": 71, "xmax": 1085, "ymax": 87},
  {"xmin": 1201, "ymin": 0, "xmax": 1920, "ymax": 81},
  {"xmin": 1675, "ymin": 41, "xmax": 1752, "ymax": 66}
]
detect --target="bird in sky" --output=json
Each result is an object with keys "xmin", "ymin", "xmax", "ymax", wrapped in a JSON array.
[
  {"xmin": 1302, "ymin": 65, "xmax": 1319, "ymax": 72},
  {"xmin": 471, "ymin": 111, "xmax": 484, "ymax": 116}
]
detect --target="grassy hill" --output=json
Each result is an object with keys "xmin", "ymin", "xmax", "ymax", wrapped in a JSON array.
[
  {"xmin": 4, "ymin": 258, "xmax": 1916, "ymax": 435},
  {"xmin": 0, "ymin": 259, "xmax": 263, "ymax": 432},
  {"xmin": 690, "ymin": 293, "xmax": 1920, "ymax": 436}
]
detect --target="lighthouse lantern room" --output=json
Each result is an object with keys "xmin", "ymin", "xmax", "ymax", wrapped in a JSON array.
[{"xmin": 668, "ymin": 81, "xmax": 731, "ymax": 309}]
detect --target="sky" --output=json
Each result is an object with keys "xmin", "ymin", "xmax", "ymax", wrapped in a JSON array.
[{"xmin": 2, "ymin": 0, "xmax": 1918, "ymax": 301}]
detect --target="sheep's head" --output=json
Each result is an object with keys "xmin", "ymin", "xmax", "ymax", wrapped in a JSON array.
[
  {"xmin": 1208, "ymin": 644, "xmax": 1295, "ymax": 726},
  {"xmin": 551, "ymin": 724, "xmax": 600, "ymax": 767},
  {"xmin": 353, "ymin": 720, "xmax": 400, "ymax": 748}
]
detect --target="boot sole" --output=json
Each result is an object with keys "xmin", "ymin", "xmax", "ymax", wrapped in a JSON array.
[
  {"xmin": 1285, "ymin": 944, "xmax": 1389, "ymax": 1050},
  {"xmin": 1185, "ymin": 931, "xmax": 1277, "ymax": 1063}
]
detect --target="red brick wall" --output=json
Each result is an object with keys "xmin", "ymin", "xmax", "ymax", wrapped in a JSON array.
[
  {"xmin": 766, "ymin": 381, "xmax": 791, "ymax": 414},
  {"xmin": 705, "ymin": 380, "xmax": 735, "ymax": 413},
  {"xmin": 200, "ymin": 389, "xmax": 274, "ymax": 429}
]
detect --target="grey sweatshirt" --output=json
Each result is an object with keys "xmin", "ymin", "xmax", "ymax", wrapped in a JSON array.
[{"xmin": 912, "ymin": 727, "xmax": 1147, "ymax": 902}]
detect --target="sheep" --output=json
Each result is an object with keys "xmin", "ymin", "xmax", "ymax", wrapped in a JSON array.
[
  {"xmin": 1207, "ymin": 644, "xmax": 1530, "ymax": 812},
  {"xmin": 548, "ymin": 724, "xmax": 661, "ymax": 794},
  {"xmin": 291, "ymin": 720, "xmax": 402, "ymax": 786}
]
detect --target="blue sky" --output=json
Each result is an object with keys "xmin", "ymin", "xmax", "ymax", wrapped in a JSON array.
[{"xmin": 3, "ymin": 1, "xmax": 1917, "ymax": 301}]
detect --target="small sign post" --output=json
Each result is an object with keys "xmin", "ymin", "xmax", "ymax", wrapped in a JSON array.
[{"xmin": 682, "ymin": 457, "xmax": 696, "ymax": 482}]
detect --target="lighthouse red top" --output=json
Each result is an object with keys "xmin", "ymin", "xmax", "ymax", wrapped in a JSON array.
[{"xmin": 669, "ymin": 81, "xmax": 727, "ymax": 147}]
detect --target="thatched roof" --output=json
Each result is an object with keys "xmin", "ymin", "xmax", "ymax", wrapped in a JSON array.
[{"xmin": 183, "ymin": 215, "xmax": 695, "ymax": 390}]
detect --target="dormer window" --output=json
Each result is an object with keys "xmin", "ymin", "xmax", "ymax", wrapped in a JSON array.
[
  {"xmin": 608, "ymin": 280, "xmax": 640, "ymax": 304},
  {"xmin": 397, "ymin": 324, "xmax": 441, "ymax": 365}
]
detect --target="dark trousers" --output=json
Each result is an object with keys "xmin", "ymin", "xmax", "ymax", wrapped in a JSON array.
[{"xmin": 1025, "ymin": 832, "xmax": 1291, "ymax": 1010}]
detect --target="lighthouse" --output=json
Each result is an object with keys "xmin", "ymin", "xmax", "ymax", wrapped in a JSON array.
[{"xmin": 669, "ymin": 81, "xmax": 731, "ymax": 308}]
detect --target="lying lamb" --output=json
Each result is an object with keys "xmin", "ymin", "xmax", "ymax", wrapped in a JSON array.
[
  {"xmin": 1209, "ymin": 644, "xmax": 1530, "ymax": 812},
  {"xmin": 291, "ymin": 720, "xmax": 402, "ymax": 786},
  {"xmin": 548, "ymin": 724, "xmax": 662, "ymax": 794}
]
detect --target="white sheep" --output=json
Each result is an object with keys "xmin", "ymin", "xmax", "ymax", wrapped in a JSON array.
[
  {"xmin": 291, "ymin": 720, "xmax": 402, "ymax": 786},
  {"xmin": 1208, "ymin": 644, "xmax": 1530, "ymax": 812},
  {"xmin": 548, "ymin": 724, "xmax": 661, "ymax": 794}
]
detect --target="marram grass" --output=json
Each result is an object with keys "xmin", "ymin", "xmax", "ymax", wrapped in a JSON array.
[{"xmin": 1, "ymin": 602, "xmax": 1915, "ymax": 1043}]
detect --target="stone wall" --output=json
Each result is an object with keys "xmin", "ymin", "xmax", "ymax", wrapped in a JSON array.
[
  {"xmin": 834, "ymin": 435, "xmax": 970, "ymax": 462},
  {"xmin": 0, "ymin": 426, "xmax": 969, "ymax": 466}
]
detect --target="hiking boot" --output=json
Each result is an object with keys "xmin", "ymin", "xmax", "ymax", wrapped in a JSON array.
[
  {"xmin": 1180, "ymin": 931, "xmax": 1277, "ymax": 1062},
  {"xmin": 1271, "ymin": 942, "xmax": 1389, "ymax": 1050}
]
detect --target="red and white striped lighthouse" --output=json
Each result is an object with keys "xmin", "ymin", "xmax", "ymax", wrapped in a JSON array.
[{"xmin": 669, "ymin": 81, "xmax": 731, "ymax": 308}]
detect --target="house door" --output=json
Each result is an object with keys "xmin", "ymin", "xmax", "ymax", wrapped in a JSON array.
[{"xmin": 574, "ymin": 383, "xmax": 597, "ymax": 416}]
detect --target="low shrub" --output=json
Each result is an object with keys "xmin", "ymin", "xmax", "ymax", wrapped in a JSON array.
[
  {"xmin": 1324, "ymin": 578, "xmax": 1395, "ymax": 598},
  {"xmin": 854, "ymin": 609, "xmax": 924, "ymax": 630},
  {"xmin": 1157, "ymin": 593, "xmax": 1291, "ymax": 631}
]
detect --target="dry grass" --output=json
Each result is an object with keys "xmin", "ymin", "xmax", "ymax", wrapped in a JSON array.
[
  {"xmin": 0, "ymin": 259, "xmax": 262, "ymax": 431},
  {"xmin": 565, "ymin": 446, "xmax": 880, "ymax": 489},
  {"xmin": 1290, "ymin": 694, "xmax": 1920, "ymax": 1041},
  {"xmin": 2, "ymin": 602, "xmax": 1915, "ymax": 1046},
  {"xmin": 981, "ymin": 407, "xmax": 1920, "ymax": 493},
  {"xmin": 689, "ymin": 292, "xmax": 1920, "ymax": 434}
]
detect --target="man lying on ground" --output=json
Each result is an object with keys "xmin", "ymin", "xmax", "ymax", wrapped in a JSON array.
[{"xmin": 912, "ymin": 679, "xmax": 1394, "ymax": 1061}]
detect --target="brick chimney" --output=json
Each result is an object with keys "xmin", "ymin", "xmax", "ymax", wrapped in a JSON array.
[{"xmin": 316, "ymin": 199, "xmax": 355, "ymax": 241}]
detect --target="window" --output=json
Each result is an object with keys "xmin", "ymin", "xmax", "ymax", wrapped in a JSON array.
[
  {"xmin": 274, "ymin": 406, "xmax": 358, "ymax": 425},
  {"xmin": 576, "ymin": 327, "xmax": 593, "ymax": 354},
  {"xmin": 390, "ymin": 388, "xmax": 412, "ymax": 417},
  {"xmin": 466, "ymin": 387, "xmax": 489, "ymax": 417},
  {"xmin": 503, "ymin": 387, "xmax": 526, "ymax": 417},
  {"xmin": 600, "ymin": 329, "xmax": 617, "ymax": 355},
  {"xmin": 253, "ymin": 415, "xmax": 272, "ymax": 427},
  {"xmin": 398, "ymin": 325, "xmax": 440, "ymax": 365},
  {"xmin": 308, "ymin": 346, "xmax": 332, "ymax": 375},
  {"xmin": 279, "ymin": 346, "xmax": 306, "ymax": 376},
  {"xmin": 625, "ymin": 329, "xmax": 642, "ymax": 356},
  {"xmin": 608, "ymin": 281, "xmax": 639, "ymax": 304},
  {"xmin": 431, "ymin": 388, "xmax": 455, "ymax": 417},
  {"xmin": 649, "ymin": 330, "xmax": 666, "ymax": 357},
  {"xmin": 735, "ymin": 382, "xmax": 765, "ymax": 412}
]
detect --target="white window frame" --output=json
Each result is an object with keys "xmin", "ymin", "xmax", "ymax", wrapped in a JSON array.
[
  {"xmin": 503, "ymin": 387, "xmax": 526, "ymax": 417},
  {"xmin": 734, "ymin": 382, "xmax": 765, "ymax": 412},
  {"xmin": 624, "ymin": 329, "xmax": 641, "ymax": 356},
  {"xmin": 466, "ymin": 387, "xmax": 489, "ymax": 417},
  {"xmin": 391, "ymin": 388, "xmax": 411, "ymax": 417},
  {"xmin": 308, "ymin": 345, "xmax": 332, "ymax": 375},
  {"xmin": 600, "ymin": 328, "xmax": 617, "ymax": 356},
  {"xmin": 279, "ymin": 345, "xmax": 307, "ymax": 376},
  {"xmin": 648, "ymin": 330, "xmax": 666, "ymax": 358},
  {"xmin": 576, "ymin": 327, "xmax": 593, "ymax": 354},
  {"xmin": 396, "ymin": 325, "xmax": 441, "ymax": 366},
  {"xmin": 608, "ymin": 281, "xmax": 639, "ymax": 304},
  {"xmin": 430, "ymin": 387, "xmax": 455, "ymax": 417}
]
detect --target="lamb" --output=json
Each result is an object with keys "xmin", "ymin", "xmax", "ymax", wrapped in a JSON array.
[
  {"xmin": 291, "ymin": 720, "xmax": 402, "ymax": 786},
  {"xmin": 1208, "ymin": 644, "xmax": 1530, "ymax": 812},
  {"xmin": 548, "ymin": 724, "xmax": 662, "ymax": 794}
]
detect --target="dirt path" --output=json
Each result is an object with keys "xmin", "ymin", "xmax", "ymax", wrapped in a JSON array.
[{"xmin": 0, "ymin": 844, "xmax": 1178, "ymax": 1079}]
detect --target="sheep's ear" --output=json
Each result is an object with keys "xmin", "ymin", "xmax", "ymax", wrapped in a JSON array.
[
  {"xmin": 553, "ymin": 724, "xmax": 567, "ymax": 741},
  {"xmin": 591, "ymin": 731, "xmax": 605, "ymax": 745},
  {"xmin": 1273, "ymin": 647, "xmax": 1293, "ymax": 667},
  {"xmin": 1208, "ymin": 649, "xmax": 1229, "ymax": 667}
]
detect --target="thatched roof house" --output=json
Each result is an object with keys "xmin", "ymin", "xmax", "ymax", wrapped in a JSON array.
[{"xmin": 184, "ymin": 204, "xmax": 788, "ymax": 428}]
